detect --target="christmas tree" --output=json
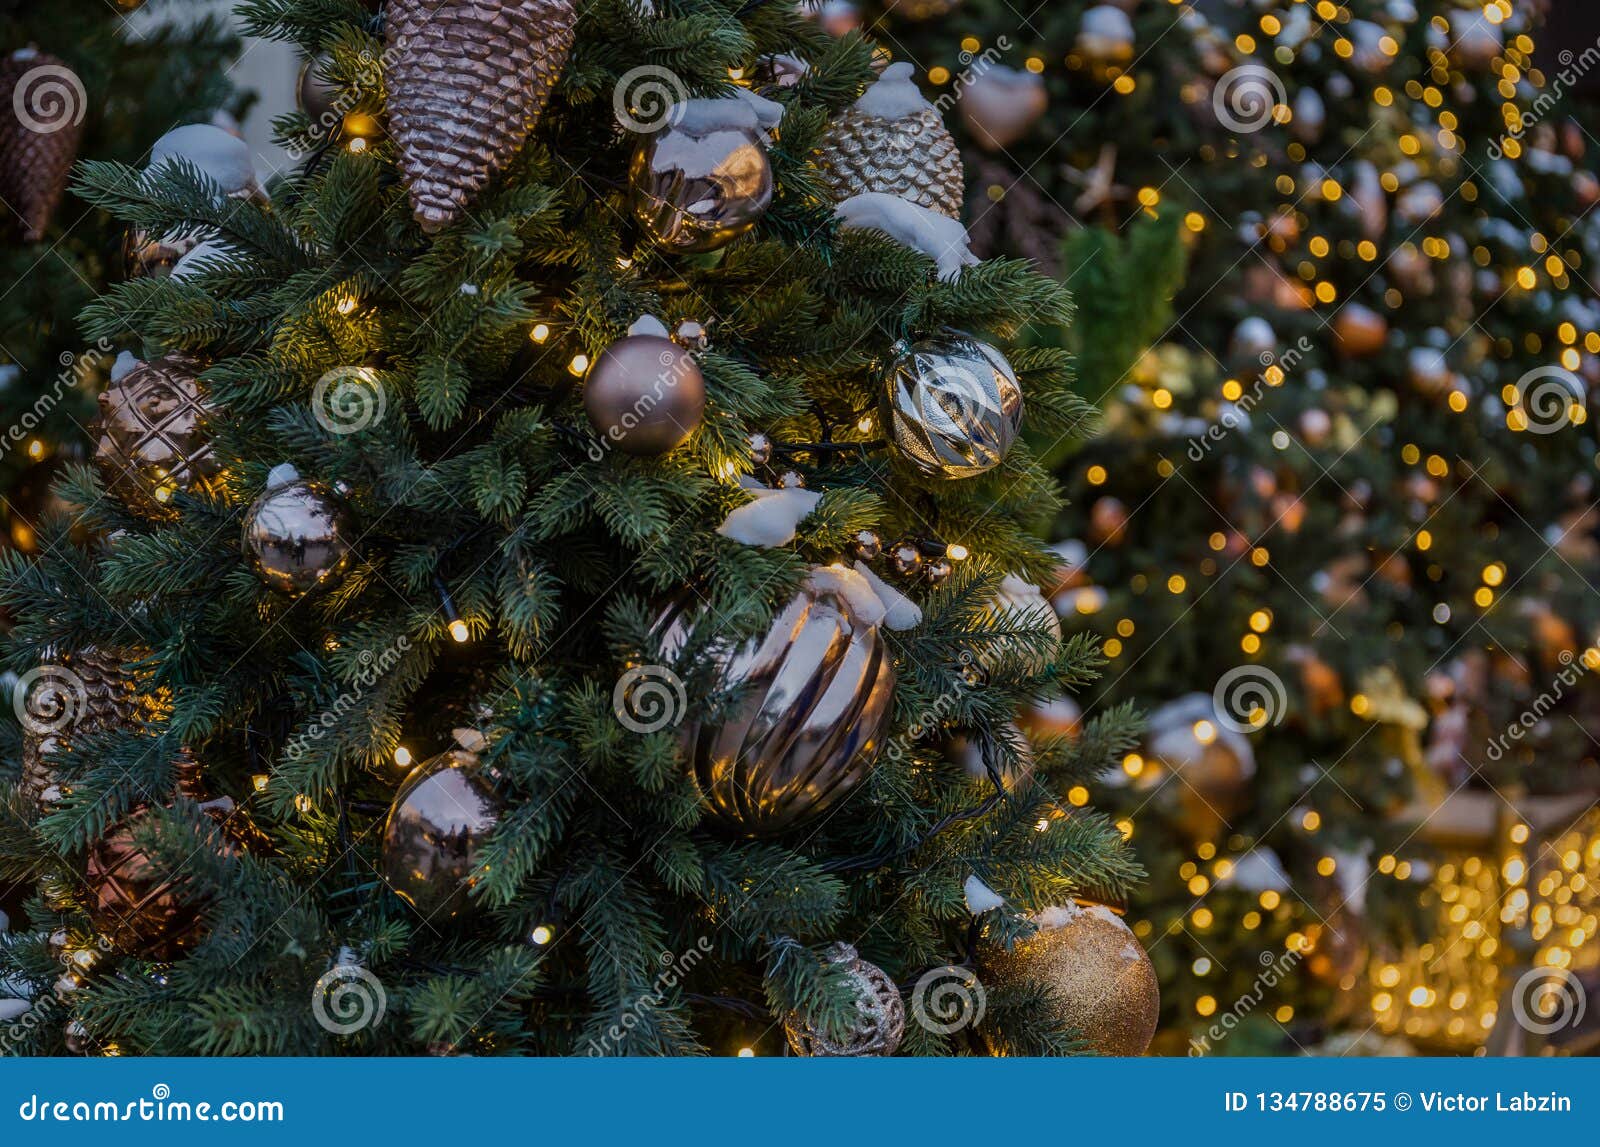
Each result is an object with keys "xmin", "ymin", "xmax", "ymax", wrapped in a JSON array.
[
  {"xmin": 880, "ymin": 0, "xmax": 1600, "ymax": 1053},
  {"xmin": 0, "ymin": 0, "xmax": 1148, "ymax": 1056},
  {"xmin": 0, "ymin": 1, "xmax": 242, "ymax": 553}
]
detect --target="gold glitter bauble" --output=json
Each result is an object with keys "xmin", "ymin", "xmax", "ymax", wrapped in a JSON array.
[
  {"xmin": 816, "ymin": 63, "xmax": 964, "ymax": 218},
  {"xmin": 980, "ymin": 904, "xmax": 1159, "ymax": 1056},
  {"xmin": 784, "ymin": 943, "xmax": 905, "ymax": 1056}
]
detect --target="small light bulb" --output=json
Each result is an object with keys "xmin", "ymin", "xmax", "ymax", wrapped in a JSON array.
[
  {"xmin": 336, "ymin": 296, "xmax": 358, "ymax": 316},
  {"xmin": 531, "ymin": 925, "xmax": 554, "ymax": 945},
  {"xmin": 946, "ymin": 544, "xmax": 968, "ymax": 561},
  {"xmin": 569, "ymin": 353, "xmax": 590, "ymax": 376},
  {"xmin": 530, "ymin": 323, "xmax": 550, "ymax": 344},
  {"xmin": 449, "ymin": 619, "xmax": 470, "ymax": 643},
  {"xmin": 251, "ymin": 775, "xmax": 269, "ymax": 792},
  {"xmin": 348, "ymin": 137, "xmax": 368, "ymax": 154},
  {"xmin": 394, "ymin": 747, "xmax": 413, "ymax": 768},
  {"xmin": 736, "ymin": 1047, "xmax": 756, "ymax": 1058},
  {"xmin": 26, "ymin": 439, "xmax": 44, "ymax": 460}
]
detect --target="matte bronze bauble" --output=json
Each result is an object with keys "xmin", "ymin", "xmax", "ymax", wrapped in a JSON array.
[
  {"xmin": 629, "ymin": 105, "xmax": 772, "ymax": 252},
  {"xmin": 241, "ymin": 479, "xmax": 355, "ymax": 595},
  {"xmin": 816, "ymin": 63, "xmax": 965, "ymax": 217},
  {"xmin": 656, "ymin": 579, "xmax": 895, "ymax": 835},
  {"xmin": 381, "ymin": 748, "xmax": 503, "ymax": 921},
  {"xmin": 583, "ymin": 334, "xmax": 706, "ymax": 455},
  {"xmin": 887, "ymin": 334, "xmax": 1022, "ymax": 479},
  {"xmin": 93, "ymin": 356, "xmax": 221, "ymax": 517},
  {"xmin": 783, "ymin": 943, "xmax": 905, "ymax": 1056},
  {"xmin": 980, "ymin": 903, "xmax": 1159, "ymax": 1056},
  {"xmin": 296, "ymin": 51, "xmax": 341, "ymax": 122}
]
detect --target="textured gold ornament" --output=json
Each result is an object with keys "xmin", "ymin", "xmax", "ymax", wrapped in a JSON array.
[
  {"xmin": 887, "ymin": 333, "xmax": 1023, "ymax": 479},
  {"xmin": 0, "ymin": 50, "xmax": 85, "ymax": 242},
  {"xmin": 240, "ymin": 477, "xmax": 356, "ymax": 595},
  {"xmin": 385, "ymin": 0, "xmax": 576, "ymax": 232},
  {"xmin": 816, "ymin": 62, "xmax": 964, "ymax": 218},
  {"xmin": 93, "ymin": 356, "xmax": 221, "ymax": 517},
  {"xmin": 381, "ymin": 747, "xmax": 503, "ymax": 921},
  {"xmin": 980, "ymin": 903, "xmax": 1159, "ymax": 1056},
  {"xmin": 784, "ymin": 943, "xmax": 905, "ymax": 1056},
  {"xmin": 656, "ymin": 577, "xmax": 896, "ymax": 835},
  {"xmin": 19, "ymin": 648, "xmax": 162, "ymax": 812}
]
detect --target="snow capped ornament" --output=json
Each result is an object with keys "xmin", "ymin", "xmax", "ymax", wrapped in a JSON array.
[
  {"xmin": 886, "ymin": 333, "xmax": 1023, "ymax": 479},
  {"xmin": 835, "ymin": 193, "xmax": 977, "ymax": 281},
  {"xmin": 816, "ymin": 62, "xmax": 965, "ymax": 217},
  {"xmin": 852, "ymin": 561, "xmax": 923, "ymax": 631},
  {"xmin": 984, "ymin": 575, "xmax": 1063, "ymax": 673},
  {"xmin": 1450, "ymin": 8, "xmax": 1503, "ymax": 69},
  {"xmin": 1349, "ymin": 161, "xmax": 1387, "ymax": 241},
  {"xmin": 0, "ymin": 50, "xmax": 86, "ymax": 242},
  {"xmin": 92, "ymin": 356, "xmax": 221, "ymax": 517},
  {"xmin": 959, "ymin": 65, "xmax": 1048, "ymax": 152},
  {"xmin": 979, "ymin": 902, "xmax": 1159, "ymax": 1056},
  {"xmin": 148, "ymin": 124, "xmax": 260, "ymax": 200},
  {"xmin": 240, "ymin": 465, "xmax": 356, "ymax": 595},
  {"xmin": 964, "ymin": 874, "xmax": 1004, "ymax": 914},
  {"xmin": 1332, "ymin": 303, "xmax": 1388, "ymax": 358},
  {"xmin": 629, "ymin": 95, "xmax": 773, "ymax": 252},
  {"xmin": 783, "ymin": 943, "xmax": 904, "ymax": 1056},
  {"xmin": 584, "ymin": 316, "xmax": 707, "ymax": 455},
  {"xmin": 1077, "ymin": 5, "xmax": 1136, "ymax": 64},
  {"xmin": 385, "ymin": 0, "xmax": 576, "ymax": 232},
  {"xmin": 1291, "ymin": 87, "xmax": 1325, "ymax": 144}
]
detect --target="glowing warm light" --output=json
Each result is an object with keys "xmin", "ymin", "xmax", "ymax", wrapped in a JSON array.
[
  {"xmin": 531, "ymin": 925, "xmax": 554, "ymax": 945},
  {"xmin": 569, "ymin": 354, "xmax": 590, "ymax": 376},
  {"xmin": 449, "ymin": 619, "xmax": 471, "ymax": 643},
  {"xmin": 395, "ymin": 747, "xmax": 413, "ymax": 768},
  {"xmin": 530, "ymin": 323, "xmax": 551, "ymax": 344}
]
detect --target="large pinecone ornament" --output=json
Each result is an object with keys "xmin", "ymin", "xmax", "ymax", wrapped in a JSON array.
[
  {"xmin": 0, "ymin": 49, "xmax": 87, "ymax": 241},
  {"xmin": 92, "ymin": 356, "xmax": 221, "ymax": 517},
  {"xmin": 815, "ymin": 62, "xmax": 964, "ymax": 218},
  {"xmin": 18, "ymin": 649, "xmax": 156, "ymax": 811},
  {"xmin": 385, "ymin": 0, "xmax": 576, "ymax": 232}
]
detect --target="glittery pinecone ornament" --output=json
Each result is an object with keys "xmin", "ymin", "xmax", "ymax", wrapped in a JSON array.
[
  {"xmin": 93, "ymin": 356, "xmax": 221, "ymax": 517},
  {"xmin": 385, "ymin": 0, "xmax": 576, "ymax": 232},
  {"xmin": 815, "ymin": 62, "xmax": 964, "ymax": 218},
  {"xmin": 0, "ymin": 49, "xmax": 87, "ymax": 241},
  {"xmin": 19, "ymin": 649, "xmax": 155, "ymax": 811}
]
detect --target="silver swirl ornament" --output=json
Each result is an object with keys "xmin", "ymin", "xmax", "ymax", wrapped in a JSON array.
[{"xmin": 887, "ymin": 334, "xmax": 1022, "ymax": 479}]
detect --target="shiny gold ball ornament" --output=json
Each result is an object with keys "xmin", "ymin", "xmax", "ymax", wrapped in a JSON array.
[
  {"xmin": 815, "ymin": 63, "xmax": 964, "ymax": 218},
  {"xmin": 887, "ymin": 334, "xmax": 1022, "ymax": 479},
  {"xmin": 385, "ymin": 0, "xmax": 576, "ymax": 232},
  {"xmin": 583, "ymin": 327, "xmax": 707, "ymax": 456},
  {"xmin": 629, "ymin": 97, "xmax": 773, "ymax": 253},
  {"xmin": 784, "ymin": 943, "xmax": 905, "ymax": 1056},
  {"xmin": 655, "ymin": 573, "xmax": 895, "ymax": 835},
  {"xmin": 92, "ymin": 356, "xmax": 221, "ymax": 517},
  {"xmin": 382, "ymin": 746, "xmax": 503, "ymax": 921},
  {"xmin": 0, "ymin": 50, "xmax": 86, "ymax": 242},
  {"xmin": 980, "ymin": 903, "xmax": 1159, "ymax": 1056},
  {"xmin": 1144, "ymin": 693, "xmax": 1256, "ymax": 840},
  {"xmin": 240, "ymin": 469, "xmax": 355, "ymax": 595}
]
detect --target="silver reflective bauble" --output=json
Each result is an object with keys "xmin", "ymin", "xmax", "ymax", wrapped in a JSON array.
[
  {"xmin": 887, "ymin": 334, "xmax": 1022, "ymax": 479},
  {"xmin": 241, "ymin": 480, "xmax": 355, "ymax": 595},
  {"xmin": 656, "ymin": 581, "xmax": 895, "ymax": 836},
  {"xmin": 583, "ymin": 334, "xmax": 706, "ymax": 455},
  {"xmin": 382, "ymin": 749, "xmax": 502, "ymax": 921},
  {"xmin": 629, "ymin": 118, "xmax": 772, "ymax": 252}
]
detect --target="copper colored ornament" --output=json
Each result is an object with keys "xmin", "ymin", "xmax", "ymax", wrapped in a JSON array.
[
  {"xmin": 783, "ymin": 943, "xmax": 905, "ymax": 1056},
  {"xmin": 0, "ymin": 50, "xmax": 85, "ymax": 242},
  {"xmin": 959, "ymin": 66, "xmax": 1047, "ymax": 152},
  {"xmin": 1332, "ymin": 304, "xmax": 1388, "ymax": 358},
  {"xmin": 1076, "ymin": 5, "xmax": 1136, "ymax": 64},
  {"xmin": 629, "ymin": 102, "xmax": 773, "ymax": 253},
  {"xmin": 583, "ymin": 333, "xmax": 706, "ymax": 455},
  {"xmin": 93, "ymin": 356, "xmax": 221, "ymax": 517},
  {"xmin": 382, "ymin": 747, "xmax": 503, "ymax": 921},
  {"xmin": 980, "ymin": 903, "xmax": 1159, "ymax": 1056},
  {"xmin": 1089, "ymin": 496, "xmax": 1128, "ymax": 546},
  {"xmin": 655, "ymin": 579, "xmax": 895, "ymax": 835},
  {"xmin": 385, "ymin": 0, "xmax": 576, "ymax": 232},
  {"xmin": 296, "ymin": 51, "xmax": 340, "ymax": 122},
  {"xmin": 19, "ymin": 648, "xmax": 158, "ymax": 812},
  {"xmin": 887, "ymin": 333, "xmax": 1022, "ymax": 479},
  {"xmin": 848, "ymin": 529, "xmax": 882, "ymax": 562},
  {"xmin": 241, "ymin": 478, "xmax": 355, "ymax": 595},
  {"xmin": 1144, "ymin": 694, "xmax": 1255, "ymax": 840},
  {"xmin": 121, "ymin": 228, "xmax": 207, "ymax": 280},
  {"xmin": 816, "ymin": 63, "xmax": 965, "ymax": 218},
  {"xmin": 888, "ymin": 539, "xmax": 922, "ymax": 576}
]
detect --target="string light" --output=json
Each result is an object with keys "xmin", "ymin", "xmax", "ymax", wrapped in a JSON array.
[{"xmin": 394, "ymin": 746, "xmax": 413, "ymax": 768}]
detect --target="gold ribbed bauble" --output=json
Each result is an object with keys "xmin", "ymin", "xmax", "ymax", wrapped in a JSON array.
[
  {"xmin": 784, "ymin": 943, "xmax": 905, "ymax": 1056},
  {"xmin": 815, "ymin": 62, "xmax": 964, "ymax": 218},
  {"xmin": 980, "ymin": 903, "xmax": 1159, "ymax": 1056}
]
